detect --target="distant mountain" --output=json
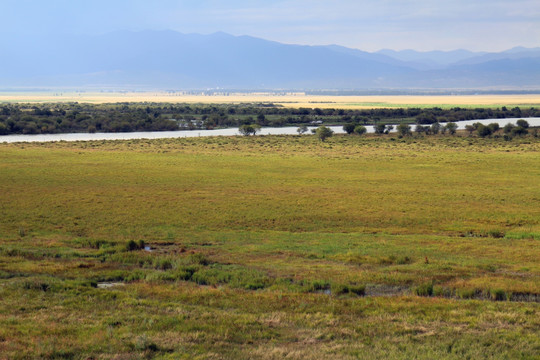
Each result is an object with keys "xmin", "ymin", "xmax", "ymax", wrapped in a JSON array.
[
  {"xmin": 376, "ymin": 49, "xmax": 487, "ymax": 69},
  {"xmin": 1, "ymin": 30, "xmax": 416, "ymax": 89},
  {"xmin": 403, "ymin": 57, "xmax": 540, "ymax": 88},
  {"xmin": 1, "ymin": 30, "xmax": 539, "ymax": 89},
  {"xmin": 452, "ymin": 47, "xmax": 540, "ymax": 66}
]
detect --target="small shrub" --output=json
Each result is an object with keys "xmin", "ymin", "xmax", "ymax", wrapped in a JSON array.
[
  {"xmin": 244, "ymin": 278, "xmax": 268, "ymax": 290},
  {"xmin": 83, "ymin": 239, "xmax": 114, "ymax": 249},
  {"xmin": 396, "ymin": 256, "xmax": 412, "ymax": 265},
  {"xmin": 489, "ymin": 288, "xmax": 507, "ymax": 301},
  {"xmin": 146, "ymin": 271, "xmax": 176, "ymax": 282},
  {"xmin": 331, "ymin": 283, "xmax": 350, "ymax": 295},
  {"xmin": 457, "ymin": 288, "xmax": 476, "ymax": 299},
  {"xmin": 125, "ymin": 240, "xmax": 138, "ymax": 251},
  {"xmin": 478, "ymin": 264, "xmax": 497, "ymax": 272},
  {"xmin": 125, "ymin": 271, "xmax": 145, "ymax": 281},
  {"xmin": 174, "ymin": 266, "xmax": 197, "ymax": 281},
  {"xmin": 432, "ymin": 286, "xmax": 450, "ymax": 297},
  {"xmin": 414, "ymin": 282, "xmax": 433, "ymax": 297},
  {"xmin": 189, "ymin": 253, "xmax": 210, "ymax": 266},
  {"xmin": 343, "ymin": 252, "xmax": 363, "ymax": 265},
  {"xmin": 306, "ymin": 280, "xmax": 331, "ymax": 292},
  {"xmin": 378, "ymin": 255, "xmax": 396, "ymax": 265},
  {"xmin": 0, "ymin": 270, "xmax": 13, "ymax": 279},
  {"xmin": 349, "ymin": 284, "xmax": 366, "ymax": 296},
  {"xmin": 22, "ymin": 279, "xmax": 51, "ymax": 292},
  {"xmin": 153, "ymin": 258, "xmax": 173, "ymax": 270},
  {"xmin": 487, "ymin": 230, "xmax": 505, "ymax": 238},
  {"xmin": 125, "ymin": 240, "xmax": 145, "ymax": 251},
  {"xmin": 190, "ymin": 272, "xmax": 208, "ymax": 285},
  {"xmin": 135, "ymin": 335, "xmax": 159, "ymax": 352}
]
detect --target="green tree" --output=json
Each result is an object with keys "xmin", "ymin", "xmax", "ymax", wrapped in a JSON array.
[
  {"xmin": 297, "ymin": 124, "xmax": 308, "ymax": 135},
  {"xmin": 256, "ymin": 113, "xmax": 267, "ymax": 126},
  {"xmin": 487, "ymin": 123, "xmax": 500, "ymax": 133},
  {"xmin": 465, "ymin": 125, "xmax": 476, "ymax": 135},
  {"xmin": 503, "ymin": 123, "xmax": 515, "ymax": 134},
  {"xmin": 0, "ymin": 123, "xmax": 8, "ymax": 135},
  {"xmin": 430, "ymin": 122, "xmax": 441, "ymax": 135},
  {"xmin": 374, "ymin": 123, "xmax": 386, "ymax": 134},
  {"xmin": 516, "ymin": 119, "xmax": 529, "ymax": 128},
  {"xmin": 238, "ymin": 124, "xmax": 261, "ymax": 136},
  {"xmin": 354, "ymin": 125, "xmax": 367, "ymax": 136},
  {"xmin": 343, "ymin": 123, "xmax": 356, "ymax": 135},
  {"xmin": 316, "ymin": 126, "xmax": 333, "ymax": 142},
  {"xmin": 416, "ymin": 113, "xmax": 436, "ymax": 124},
  {"xmin": 396, "ymin": 123, "xmax": 411, "ymax": 137},
  {"xmin": 476, "ymin": 124, "xmax": 493, "ymax": 137},
  {"xmin": 415, "ymin": 124, "xmax": 428, "ymax": 134},
  {"xmin": 511, "ymin": 126, "xmax": 528, "ymax": 136},
  {"xmin": 444, "ymin": 122, "xmax": 458, "ymax": 135}
]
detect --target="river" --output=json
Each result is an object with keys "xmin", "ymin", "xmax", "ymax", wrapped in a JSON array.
[{"xmin": 1, "ymin": 117, "xmax": 539, "ymax": 143}]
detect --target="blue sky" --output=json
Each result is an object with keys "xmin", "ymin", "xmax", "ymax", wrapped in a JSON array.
[{"xmin": 2, "ymin": 0, "xmax": 539, "ymax": 51}]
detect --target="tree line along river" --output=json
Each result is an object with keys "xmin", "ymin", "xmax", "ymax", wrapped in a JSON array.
[{"xmin": 1, "ymin": 118, "xmax": 539, "ymax": 143}]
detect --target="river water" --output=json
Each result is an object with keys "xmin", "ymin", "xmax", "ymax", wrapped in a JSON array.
[{"xmin": 1, "ymin": 117, "xmax": 539, "ymax": 143}]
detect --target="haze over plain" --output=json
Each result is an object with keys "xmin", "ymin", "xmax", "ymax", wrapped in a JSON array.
[{"xmin": 1, "ymin": 0, "xmax": 539, "ymax": 89}]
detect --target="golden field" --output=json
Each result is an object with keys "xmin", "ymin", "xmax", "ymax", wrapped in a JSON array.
[{"xmin": 2, "ymin": 92, "xmax": 540, "ymax": 109}]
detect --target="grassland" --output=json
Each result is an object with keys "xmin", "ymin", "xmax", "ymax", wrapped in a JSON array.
[
  {"xmin": 0, "ymin": 134, "xmax": 539, "ymax": 359},
  {"xmin": 2, "ymin": 92, "xmax": 540, "ymax": 109}
]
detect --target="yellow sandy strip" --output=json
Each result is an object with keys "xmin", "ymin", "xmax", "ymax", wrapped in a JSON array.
[{"xmin": 1, "ymin": 92, "xmax": 539, "ymax": 109}]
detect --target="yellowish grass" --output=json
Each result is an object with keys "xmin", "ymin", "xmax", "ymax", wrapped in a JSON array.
[{"xmin": 1, "ymin": 135, "xmax": 539, "ymax": 359}]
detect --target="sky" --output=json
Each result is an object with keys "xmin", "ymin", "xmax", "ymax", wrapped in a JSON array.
[{"xmin": 2, "ymin": 0, "xmax": 539, "ymax": 52}]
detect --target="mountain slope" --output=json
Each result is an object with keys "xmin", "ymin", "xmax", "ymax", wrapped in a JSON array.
[
  {"xmin": 376, "ymin": 49, "xmax": 487, "ymax": 69},
  {"xmin": 1, "ymin": 31, "xmax": 538, "ymax": 89},
  {"xmin": 452, "ymin": 47, "xmax": 540, "ymax": 66},
  {"xmin": 1, "ymin": 31, "xmax": 417, "ymax": 88}
]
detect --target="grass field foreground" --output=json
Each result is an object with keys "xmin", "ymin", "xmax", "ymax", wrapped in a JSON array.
[{"xmin": 0, "ymin": 134, "xmax": 539, "ymax": 359}]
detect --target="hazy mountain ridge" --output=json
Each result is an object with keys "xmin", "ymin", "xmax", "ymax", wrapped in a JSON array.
[
  {"xmin": 376, "ymin": 49, "xmax": 488, "ymax": 69},
  {"xmin": 1, "ymin": 30, "xmax": 539, "ymax": 89}
]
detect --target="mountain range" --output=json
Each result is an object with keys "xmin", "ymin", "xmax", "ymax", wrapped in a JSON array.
[{"xmin": 1, "ymin": 30, "xmax": 539, "ymax": 90}]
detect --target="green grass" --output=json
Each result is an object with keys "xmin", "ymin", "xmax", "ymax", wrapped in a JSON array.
[{"xmin": 0, "ymin": 134, "xmax": 539, "ymax": 359}]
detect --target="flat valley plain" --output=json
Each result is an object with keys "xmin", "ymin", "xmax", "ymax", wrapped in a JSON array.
[
  {"xmin": 2, "ymin": 92, "xmax": 540, "ymax": 109},
  {"xmin": 0, "ymin": 133, "xmax": 539, "ymax": 359}
]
